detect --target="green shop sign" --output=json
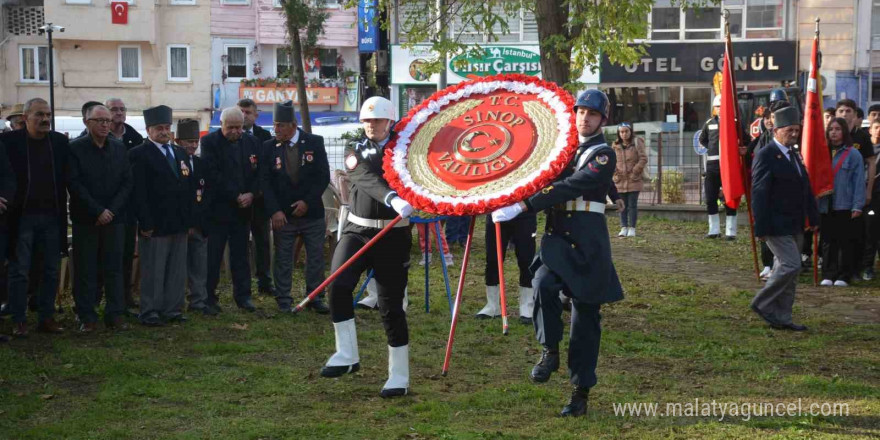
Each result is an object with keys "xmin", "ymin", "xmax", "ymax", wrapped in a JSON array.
[{"xmin": 449, "ymin": 46, "xmax": 541, "ymax": 79}]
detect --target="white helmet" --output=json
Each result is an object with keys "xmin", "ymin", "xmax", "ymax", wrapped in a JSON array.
[
  {"xmin": 712, "ymin": 95, "xmax": 722, "ymax": 107},
  {"xmin": 360, "ymin": 96, "xmax": 395, "ymax": 121}
]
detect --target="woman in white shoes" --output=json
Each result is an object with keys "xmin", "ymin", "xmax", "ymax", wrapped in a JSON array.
[
  {"xmin": 611, "ymin": 122, "xmax": 647, "ymax": 238},
  {"xmin": 819, "ymin": 118, "xmax": 865, "ymax": 288},
  {"xmin": 320, "ymin": 97, "xmax": 412, "ymax": 398}
]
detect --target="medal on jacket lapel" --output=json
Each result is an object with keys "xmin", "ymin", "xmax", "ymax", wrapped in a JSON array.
[
  {"xmin": 249, "ymin": 154, "xmax": 258, "ymax": 170},
  {"xmin": 196, "ymin": 188, "xmax": 203, "ymax": 203},
  {"xmin": 180, "ymin": 160, "xmax": 190, "ymax": 177},
  {"xmin": 275, "ymin": 156, "xmax": 282, "ymax": 170}
]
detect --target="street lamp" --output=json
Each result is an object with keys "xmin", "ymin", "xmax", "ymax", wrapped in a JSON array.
[{"xmin": 37, "ymin": 23, "xmax": 64, "ymax": 132}]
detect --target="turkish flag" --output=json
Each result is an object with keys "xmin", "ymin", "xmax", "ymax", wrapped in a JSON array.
[
  {"xmin": 111, "ymin": 1, "xmax": 128, "ymax": 24},
  {"xmin": 801, "ymin": 32, "xmax": 834, "ymax": 199},
  {"xmin": 719, "ymin": 35, "xmax": 745, "ymax": 210}
]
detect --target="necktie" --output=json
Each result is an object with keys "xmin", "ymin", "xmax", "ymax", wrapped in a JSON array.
[
  {"xmin": 189, "ymin": 155, "xmax": 195, "ymax": 174},
  {"xmin": 163, "ymin": 144, "xmax": 177, "ymax": 176},
  {"xmin": 789, "ymin": 149, "xmax": 801, "ymax": 176}
]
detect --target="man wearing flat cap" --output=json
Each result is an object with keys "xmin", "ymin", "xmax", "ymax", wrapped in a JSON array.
[
  {"xmin": 750, "ymin": 106, "xmax": 819, "ymax": 332},
  {"xmin": 129, "ymin": 105, "xmax": 193, "ymax": 326},
  {"xmin": 175, "ymin": 119, "xmax": 212, "ymax": 316},
  {"xmin": 260, "ymin": 100, "xmax": 330, "ymax": 314}
]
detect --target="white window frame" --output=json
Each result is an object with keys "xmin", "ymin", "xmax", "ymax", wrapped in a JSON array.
[
  {"xmin": 118, "ymin": 45, "xmax": 142, "ymax": 82},
  {"xmin": 275, "ymin": 46, "xmax": 291, "ymax": 77},
  {"xmin": 273, "ymin": 0, "xmax": 281, "ymax": 7},
  {"xmin": 110, "ymin": 0, "xmax": 136, "ymax": 4},
  {"xmin": 167, "ymin": 44, "xmax": 191, "ymax": 82},
  {"xmin": 646, "ymin": 0, "xmax": 784, "ymax": 42},
  {"xmin": 224, "ymin": 44, "xmax": 250, "ymax": 81},
  {"xmin": 170, "ymin": 0, "xmax": 195, "ymax": 5},
  {"xmin": 220, "ymin": 0, "xmax": 249, "ymax": 5},
  {"xmin": 65, "ymin": 0, "xmax": 91, "ymax": 5},
  {"xmin": 19, "ymin": 45, "xmax": 50, "ymax": 83}
]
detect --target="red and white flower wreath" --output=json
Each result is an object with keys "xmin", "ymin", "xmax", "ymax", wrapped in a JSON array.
[{"xmin": 382, "ymin": 73, "xmax": 578, "ymax": 216}]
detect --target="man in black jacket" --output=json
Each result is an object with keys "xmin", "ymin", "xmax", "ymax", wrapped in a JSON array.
[
  {"xmin": 261, "ymin": 100, "xmax": 330, "ymax": 314},
  {"xmin": 68, "ymin": 105, "xmax": 132, "ymax": 332},
  {"xmin": 201, "ymin": 107, "xmax": 261, "ymax": 312},
  {"xmin": 238, "ymin": 98, "xmax": 273, "ymax": 295},
  {"xmin": 0, "ymin": 98, "xmax": 70, "ymax": 337},
  {"xmin": 130, "ymin": 105, "xmax": 192, "ymax": 326},
  {"xmin": 0, "ymin": 140, "xmax": 15, "ymax": 342},
  {"xmin": 175, "ymin": 119, "xmax": 212, "ymax": 316}
]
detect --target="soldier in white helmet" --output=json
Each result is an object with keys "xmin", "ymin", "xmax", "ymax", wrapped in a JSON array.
[
  {"xmin": 699, "ymin": 94, "xmax": 740, "ymax": 240},
  {"xmin": 319, "ymin": 96, "xmax": 414, "ymax": 398}
]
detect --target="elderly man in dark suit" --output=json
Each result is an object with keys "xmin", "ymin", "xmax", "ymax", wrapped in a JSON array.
[
  {"xmin": 750, "ymin": 106, "xmax": 819, "ymax": 332},
  {"xmin": 0, "ymin": 140, "xmax": 15, "ymax": 341},
  {"xmin": 201, "ymin": 107, "xmax": 261, "ymax": 313},
  {"xmin": 68, "ymin": 104, "xmax": 132, "ymax": 332},
  {"xmin": 238, "ymin": 98, "xmax": 273, "ymax": 295},
  {"xmin": 130, "ymin": 105, "xmax": 192, "ymax": 326},
  {"xmin": 260, "ymin": 100, "xmax": 330, "ymax": 314},
  {"xmin": 0, "ymin": 98, "xmax": 70, "ymax": 337},
  {"xmin": 175, "ymin": 119, "xmax": 212, "ymax": 316}
]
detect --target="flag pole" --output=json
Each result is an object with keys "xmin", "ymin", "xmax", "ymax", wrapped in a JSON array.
[
  {"xmin": 812, "ymin": 17, "xmax": 821, "ymax": 287},
  {"xmin": 724, "ymin": 10, "xmax": 761, "ymax": 281}
]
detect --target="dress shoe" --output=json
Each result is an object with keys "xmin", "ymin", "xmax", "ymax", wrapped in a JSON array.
[
  {"xmin": 771, "ymin": 322, "xmax": 808, "ymax": 331},
  {"xmin": 320, "ymin": 362, "xmax": 360, "ymax": 378},
  {"xmin": 519, "ymin": 316, "xmax": 533, "ymax": 325},
  {"xmin": 277, "ymin": 305, "xmax": 293, "ymax": 314},
  {"xmin": 141, "ymin": 316, "xmax": 164, "ymax": 327},
  {"xmin": 0, "ymin": 303, "xmax": 10, "ymax": 316},
  {"xmin": 258, "ymin": 286, "xmax": 274, "ymax": 296},
  {"xmin": 530, "ymin": 348, "xmax": 560, "ymax": 383},
  {"xmin": 106, "ymin": 317, "xmax": 129, "ymax": 330},
  {"xmin": 13, "ymin": 323, "xmax": 28, "ymax": 338},
  {"xmin": 380, "ymin": 387, "xmax": 407, "ymax": 398},
  {"xmin": 36, "ymin": 319, "xmax": 64, "ymax": 334},
  {"xmin": 833, "ymin": 280, "xmax": 849, "ymax": 287},
  {"xmin": 560, "ymin": 386, "xmax": 589, "ymax": 417},
  {"xmin": 307, "ymin": 297, "xmax": 330, "ymax": 314},
  {"xmin": 237, "ymin": 300, "xmax": 257, "ymax": 313},
  {"xmin": 749, "ymin": 304, "xmax": 781, "ymax": 327},
  {"xmin": 820, "ymin": 279, "xmax": 833, "ymax": 286},
  {"xmin": 0, "ymin": 334, "xmax": 10, "ymax": 343},
  {"xmin": 166, "ymin": 314, "xmax": 188, "ymax": 323},
  {"xmin": 78, "ymin": 322, "xmax": 97, "ymax": 334},
  {"xmin": 205, "ymin": 304, "xmax": 222, "ymax": 315}
]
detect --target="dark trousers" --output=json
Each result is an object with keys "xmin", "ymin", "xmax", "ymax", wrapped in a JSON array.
[
  {"xmin": 761, "ymin": 241, "xmax": 774, "ymax": 267},
  {"xmin": 7, "ymin": 215, "xmax": 60, "ymax": 324},
  {"xmin": 862, "ymin": 195, "xmax": 880, "ymax": 271},
  {"xmin": 532, "ymin": 264, "xmax": 602, "ymax": 388},
  {"xmin": 619, "ymin": 191, "xmax": 640, "ymax": 227},
  {"xmin": 272, "ymin": 217, "xmax": 326, "ymax": 308},
  {"xmin": 704, "ymin": 169, "xmax": 738, "ymax": 215},
  {"xmin": 821, "ymin": 211, "xmax": 857, "ymax": 282},
  {"xmin": 328, "ymin": 228, "xmax": 410, "ymax": 347},
  {"xmin": 72, "ymin": 223, "xmax": 125, "ymax": 324},
  {"xmin": 445, "ymin": 216, "xmax": 470, "ymax": 245},
  {"xmin": 251, "ymin": 198, "xmax": 272, "ymax": 290},
  {"xmin": 0, "ymin": 230, "xmax": 6, "ymax": 301},
  {"xmin": 122, "ymin": 222, "xmax": 138, "ymax": 306},
  {"xmin": 484, "ymin": 214, "xmax": 536, "ymax": 287},
  {"xmin": 206, "ymin": 219, "xmax": 252, "ymax": 306}
]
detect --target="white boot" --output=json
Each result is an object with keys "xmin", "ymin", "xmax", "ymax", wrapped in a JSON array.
[
  {"xmin": 725, "ymin": 214, "xmax": 738, "ymax": 240},
  {"xmin": 475, "ymin": 285, "xmax": 500, "ymax": 318},
  {"xmin": 320, "ymin": 319, "xmax": 360, "ymax": 377},
  {"xmin": 759, "ymin": 266, "xmax": 772, "ymax": 279},
  {"xmin": 380, "ymin": 345, "xmax": 409, "ymax": 398},
  {"xmin": 618, "ymin": 227, "xmax": 627, "ymax": 237},
  {"xmin": 518, "ymin": 287, "xmax": 534, "ymax": 324},
  {"xmin": 707, "ymin": 214, "xmax": 721, "ymax": 238},
  {"xmin": 356, "ymin": 279, "xmax": 379, "ymax": 309},
  {"xmin": 626, "ymin": 227, "xmax": 636, "ymax": 237}
]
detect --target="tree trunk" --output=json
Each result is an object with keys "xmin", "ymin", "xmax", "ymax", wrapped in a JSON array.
[
  {"xmin": 290, "ymin": 30, "xmax": 312, "ymax": 133},
  {"xmin": 536, "ymin": 0, "xmax": 571, "ymax": 86}
]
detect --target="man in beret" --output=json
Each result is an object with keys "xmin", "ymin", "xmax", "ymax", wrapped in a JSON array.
[
  {"xmin": 260, "ymin": 100, "xmax": 330, "ymax": 314},
  {"xmin": 750, "ymin": 106, "xmax": 819, "ymax": 332},
  {"xmin": 129, "ymin": 105, "xmax": 192, "ymax": 326}
]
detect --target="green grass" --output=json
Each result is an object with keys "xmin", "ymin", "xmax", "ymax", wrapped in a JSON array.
[{"xmin": 0, "ymin": 216, "xmax": 877, "ymax": 439}]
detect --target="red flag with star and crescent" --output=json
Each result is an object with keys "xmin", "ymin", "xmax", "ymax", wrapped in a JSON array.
[
  {"xmin": 111, "ymin": 1, "xmax": 128, "ymax": 24},
  {"xmin": 801, "ymin": 31, "xmax": 834, "ymax": 198},
  {"xmin": 719, "ymin": 33, "xmax": 746, "ymax": 210}
]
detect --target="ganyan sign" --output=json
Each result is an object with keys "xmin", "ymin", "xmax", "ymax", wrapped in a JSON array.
[
  {"xmin": 239, "ymin": 87, "xmax": 339, "ymax": 105},
  {"xmin": 600, "ymin": 41, "xmax": 796, "ymax": 83},
  {"xmin": 391, "ymin": 45, "xmax": 600, "ymax": 85}
]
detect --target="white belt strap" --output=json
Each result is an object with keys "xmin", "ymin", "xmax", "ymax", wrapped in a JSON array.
[
  {"xmin": 562, "ymin": 198, "xmax": 606, "ymax": 213},
  {"xmin": 347, "ymin": 212, "xmax": 410, "ymax": 229},
  {"xmin": 706, "ymin": 155, "xmax": 720, "ymax": 161}
]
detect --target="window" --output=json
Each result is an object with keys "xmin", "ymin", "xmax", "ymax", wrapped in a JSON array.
[
  {"xmin": 745, "ymin": 0, "xmax": 783, "ymax": 38},
  {"xmin": 319, "ymin": 48, "xmax": 338, "ymax": 78},
  {"xmin": 522, "ymin": 9, "xmax": 538, "ymax": 42},
  {"xmin": 168, "ymin": 45, "xmax": 190, "ymax": 81},
  {"xmin": 118, "ymin": 45, "xmax": 141, "ymax": 82},
  {"xmin": 684, "ymin": 7, "xmax": 720, "ymax": 40},
  {"xmin": 170, "ymin": 0, "xmax": 196, "ymax": 5},
  {"xmin": 220, "ymin": 0, "xmax": 248, "ymax": 5},
  {"xmin": 648, "ymin": 0, "xmax": 783, "ymax": 41},
  {"xmin": 225, "ymin": 45, "xmax": 248, "ymax": 79},
  {"xmin": 20, "ymin": 45, "xmax": 49, "ymax": 83},
  {"xmin": 276, "ymin": 46, "xmax": 291, "ymax": 78},
  {"xmin": 873, "ymin": 0, "xmax": 880, "ymax": 49},
  {"xmin": 65, "ymin": 0, "xmax": 91, "ymax": 4},
  {"xmin": 650, "ymin": 0, "xmax": 680, "ymax": 40}
]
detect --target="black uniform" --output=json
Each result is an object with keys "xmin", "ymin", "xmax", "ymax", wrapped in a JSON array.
[
  {"xmin": 328, "ymin": 134, "xmax": 410, "ymax": 347},
  {"xmin": 200, "ymin": 130, "xmax": 262, "ymax": 308},
  {"xmin": 248, "ymin": 124, "xmax": 274, "ymax": 292},
  {"xmin": 700, "ymin": 116, "xmax": 738, "ymax": 216},
  {"xmin": 523, "ymin": 132, "xmax": 624, "ymax": 389},
  {"xmin": 116, "ymin": 123, "xmax": 144, "ymax": 308},
  {"xmin": 484, "ymin": 213, "xmax": 536, "ymax": 288},
  {"xmin": 0, "ymin": 141, "xmax": 16, "ymax": 307}
]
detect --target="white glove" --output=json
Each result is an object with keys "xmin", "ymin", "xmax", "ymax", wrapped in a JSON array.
[
  {"xmin": 491, "ymin": 203, "xmax": 523, "ymax": 223},
  {"xmin": 390, "ymin": 197, "xmax": 414, "ymax": 219}
]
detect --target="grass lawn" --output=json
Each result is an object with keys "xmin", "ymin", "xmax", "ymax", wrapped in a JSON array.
[{"xmin": 0, "ymin": 215, "xmax": 877, "ymax": 439}]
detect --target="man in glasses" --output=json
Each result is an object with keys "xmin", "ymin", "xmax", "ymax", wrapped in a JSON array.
[{"xmin": 68, "ymin": 105, "xmax": 132, "ymax": 332}]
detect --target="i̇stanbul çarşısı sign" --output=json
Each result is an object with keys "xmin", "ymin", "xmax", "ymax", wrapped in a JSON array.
[{"xmin": 383, "ymin": 74, "xmax": 578, "ymax": 216}]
